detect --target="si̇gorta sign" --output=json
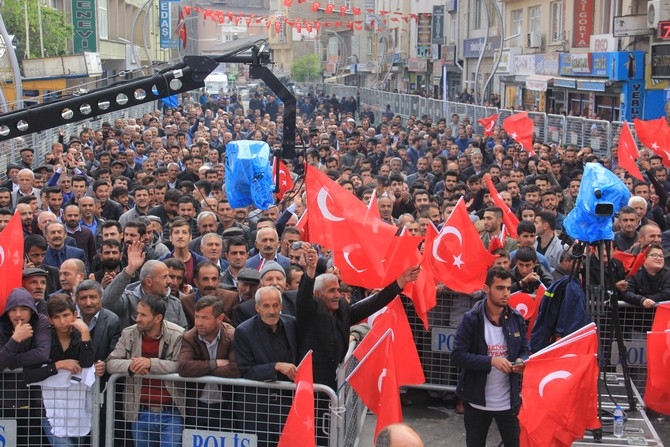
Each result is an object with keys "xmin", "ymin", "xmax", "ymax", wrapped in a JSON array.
[{"xmin": 72, "ymin": 0, "xmax": 97, "ymax": 53}]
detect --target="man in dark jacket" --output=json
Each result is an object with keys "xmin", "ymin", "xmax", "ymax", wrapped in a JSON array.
[
  {"xmin": 452, "ymin": 267, "xmax": 529, "ymax": 447},
  {"xmin": 0, "ymin": 288, "xmax": 52, "ymax": 446}
]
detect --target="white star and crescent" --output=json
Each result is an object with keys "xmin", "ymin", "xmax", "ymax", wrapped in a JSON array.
[
  {"xmin": 432, "ymin": 226, "xmax": 464, "ymax": 269},
  {"xmin": 538, "ymin": 370, "xmax": 572, "ymax": 397},
  {"xmin": 316, "ymin": 187, "xmax": 344, "ymax": 222}
]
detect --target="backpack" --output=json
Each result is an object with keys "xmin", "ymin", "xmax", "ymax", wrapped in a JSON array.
[{"xmin": 530, "ymin": 276, "xmax": 591, "ymax": 352}]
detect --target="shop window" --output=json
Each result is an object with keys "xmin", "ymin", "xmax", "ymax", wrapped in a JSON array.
[{"xmin": 550, "ymin": 1, "xmax": 563, "ymax": 43}]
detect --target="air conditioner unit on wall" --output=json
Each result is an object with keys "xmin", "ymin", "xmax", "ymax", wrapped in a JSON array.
[
  {"xmin": 648, "ymin": 0, "xmax": 670, "ymax": 29},
  {"xmin": 527, "ymin": 32, "xmax": 541, "ymax": 48}
]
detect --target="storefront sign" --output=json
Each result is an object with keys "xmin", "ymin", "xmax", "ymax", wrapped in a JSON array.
[
  {"xmin": 571, "ymin": 54, "xmax": 591, "ymax": 73},
  {"xmin": 535, "ymin": 53, "xmax": 560, "ymax": 75},
  {"xmin": 651, "ymin": 44, "xmax": 670, "ymax": 78},
  {"xmin": 159, "ymin": 0, "xmax": 179, "ymax": 49},
  {"xmin": 417, "ymin": 13, "xmax": 433, "ymax": 48},
  {"xmin": 573, "ymin": 0, "xmax": 594, "ymax": 48},
  {"xmin": 513, "ymin": 55, "xmax": 536, "ymax": 76},
  {"xmin": 442, "ymin": 45, "xmax": 456, "ymax": 65},
  {"xmin": 463, "ymin": 36, "xmax": 501, "ymax": 58},
  {"xmin": 577, "ymin": 80, "xmax": 606, "ymax": 91},
  {"xmin": 408, "ymin": 58, "xmax": 428, "ymax": 72},
  {"xmin": 183, "ymin": 429, "xmax": 257, "ymax": 447},
  {"xmin": 72, "ymin": 0, "xmax": 97, "ymax": 53},
  {"xmin": 591, "ymin": 53, "xmax": 609, "ymax": 76},
  {"xmin": 589, "ymin": 34, "xmax": 616, "ymax": 52},
  {"xmin": 432, "ymin": 6, "xmax": 445, "ymax": 44}
]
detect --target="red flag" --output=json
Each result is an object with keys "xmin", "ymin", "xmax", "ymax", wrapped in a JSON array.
[
  {"xmin": 520, "ymin": 354, "xmax": 599, "ymax": 446},
  {"xmin": 478, "ymin": 113, "xmax": 499, "ymax": 137},
  {"xmin": 423, "ymin": 198, "xmax": 496, "ymax": 294},
  {"xmin": 644, "ymin": 330, "xmax": 670, "ymax": 415},
  {"xmin": 484, "ymin": 174, "xmax": 519, "ymax": 239},
  {"xmin": 283, "ymin": 0, "xmax": 293, "ymax": 5},
  {"xmin": 334, "ymin": 231, "xmax": 421, "ymax": 290},
  {"xmin": 0, "ymin": 213, "xmax": 24, "ymax": 311},
  {"xmin": 347, "ymin": 332, "xmax": 402, "ymax": 440},
  {"xmin": 312, "ymin": 2, "xmax": 321, "ymax": 12},
  {"xmin": 272, "ymin": 158, "xmax": 295, "ymax": 200},
  {"xmin": 366, "ymin": 188, "xmax": 382, "ymax": 222},
  {"xmin": 357, "ymin": 298, "xmax": 425, "ymax": 384},
  {"xmin": 278, "ymin": 351, "xmax": 315, "ymax": 447},
  {"xmin": 178, "ymin": 9, "xmax": 187, "ymax": 49},
  {"xmin": 613, "ymin": 246, "xmax": 649, "ymax": 277},
  {"xmin": 487, "ymin": 227, "xmax": 504, "ymax": 253},
  {"xmin": 503, "ymin": 112, "xmax": 535, "ymax": 156},
  {"xmin": 633, "ymin": 117, "xmax": 670, "ymax": 166},
  {"xmin": 652, "ymin": 301, "xmax": 670, "ymax": 332},
  {"xmin": 325, "ymin": 3, "xmax": 334, "ymax": 13},
  {"xmin": 402, "ymin": 265, "xmax": 436, "ymax": 330},
  {"xmin": 296, "ymin": 210, "xmax": 309, "ymax": 241},
  {"xmin": 618, "ymin": 121, "xmax": 644, "ymax": 182}
]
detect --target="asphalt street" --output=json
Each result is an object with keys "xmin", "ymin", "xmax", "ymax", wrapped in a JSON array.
[{"xmin": 358, "ymin": 388, "xmax": 670, "ymax": 446}]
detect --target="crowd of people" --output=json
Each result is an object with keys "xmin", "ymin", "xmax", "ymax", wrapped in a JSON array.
[{"xmin": 0, "ymin": 84, "xmax": 665, "ymax": 447}]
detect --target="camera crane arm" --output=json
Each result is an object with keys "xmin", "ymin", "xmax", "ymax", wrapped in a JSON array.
[{"xmin": 0, "ymin": 41, "xmax": 297, "ymax": 159}]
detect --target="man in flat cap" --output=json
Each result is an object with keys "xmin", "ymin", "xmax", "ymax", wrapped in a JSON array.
[{"xmin": 22, "ymin": 268, "xmax": 49, "ymax": 315}]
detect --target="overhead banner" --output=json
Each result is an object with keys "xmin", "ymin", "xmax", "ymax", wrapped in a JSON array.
[{"xmin": 72, "ymin": 0, "xmax": 97, "ymax": 53}]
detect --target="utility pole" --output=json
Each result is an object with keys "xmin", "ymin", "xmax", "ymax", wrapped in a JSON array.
[{"xmin": 0, "ymin": 12, "xmax": 23, "ymax": 108}]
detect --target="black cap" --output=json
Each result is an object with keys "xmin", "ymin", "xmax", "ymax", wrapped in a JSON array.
[
  {"xmin": 222, "ymin": 227, "xmax": 244, "ymax": 239},
  {"xmin": 237, "ymin": 268, "xmax": 261, "ymax": 284},
  {"xmin": 20, "ymin": 147, "xmax": 34, "ymax": 153},
  {"xmin": 22, "ymin": 268, "xmax": 48, "ymax": 279},
  {"xmin": 110, "ymin": 160, "xmax": 124, "ymax": 167}
]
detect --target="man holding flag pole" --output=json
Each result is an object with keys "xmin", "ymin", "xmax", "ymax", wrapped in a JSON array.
[{"xmin": 452, "ymin": 266, "xmax": 529, "ymax": 447}]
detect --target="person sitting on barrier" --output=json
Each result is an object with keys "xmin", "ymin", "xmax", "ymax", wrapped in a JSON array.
[
  {"xmin": 233, "ymin": 286, "xmax": 298, "ymax": 447},
  {"xmin": 24, "ymin": 295, "xmax": 95, "ymax": 447},
  {"xmin": 0, "ymin": 288, "xmax": 52, "ymax": 446},
  {"xmin": 177, "ymin": 295, "xmax": 239, "ymax": 431},
  {"xmin": 375, "ymin": 423, "xmax": 425, "ymax": 447},
  {"xmin": 623, "ymin": 244, "xmax": 670, "ymax": 309},
  {"xmin": 106, "ymin": 294, "xmax": 185, "ymax": 447}
]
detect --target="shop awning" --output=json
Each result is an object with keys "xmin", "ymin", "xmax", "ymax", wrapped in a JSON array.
[
  {"xmin": 553, "ymin": 77, "xmax": 578, "ymax": 88},
  {"xmin": 525, "ymin": 75, "xmax": 554, "ymax": 92},
  {"xmin": 324, "ymin": 73, "xmax": 355, "ymax": 84},
  {"xmin": 552, "ymin": 76, "xmax": 609, "ymax": 91}
]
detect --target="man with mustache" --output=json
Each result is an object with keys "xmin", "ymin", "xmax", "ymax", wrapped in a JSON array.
[
  {"xmin": 179, "ymin": 261, "xmax": 238, "ymax": 328},
  {"xmin": 43, "ymin": 221, "xmax": 89, "ymax": 274}
]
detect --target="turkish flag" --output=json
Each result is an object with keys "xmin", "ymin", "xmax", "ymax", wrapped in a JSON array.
[
  {"xmin": 278, "ymin": 351, "xmax": 315, "ymax": 447},
  {"xmin": 296, "ymin": 210, "xmax": 309, "ymax": 241},
  {"xmin": 357, "ymin": 298, "xmax": 425, "ymax": 385},
  {"xmin": 272, "ymin": 158, "xmax": 295, "ymax": 200},
  {"xmin": 178, "ymin": 9, "xmax": 187, "ymax": 49},
  {"xmin": 325, "ymin": 3, "xmax": 334, "ymax": 13},
  {"xmin": 0, "ymin": 213, "xmax": 24, "ymax": 311},
  {"xmin": 618, "ymin": 121, "xmax": 645, "ymax": 182},
  {"xmin": 478, "ymin": 113, "xmax": 499, "ymax": 137},
  {"xmin": 424, "ymin": 198, "xmax": 496, "ymax": 294},
  {"xmin": 484, "ymin": 174, "xmax": 519, "ymax": 239},
  {"xmin": 366, "ymin": 189, "xmax": 382, "ymax": 222},
  {"xmin": 335, "ymin": 231, "xmax": 421, "ymax": 290},
  {"xmin": 509, "ymin": 291, "xmax": 536, "ymax": 336},
  {"xmin": 347, "ymin": 333, "xmax": 402, "ymax": 440},
  {"xmin": 402, "ymin": 264, "xmax": 436, "ymax": 330},
  {"xmin": 633, "ymin": 117, "xmax": 670, "ymax": 166},
  {"xmin": 283, "ymin": 0, "xmax": 293, "ymax": 5},
  {"xmin": 312, "ymin": 2, "xmax": 321, "ymax": 12},
  {"xmin": 644, "ymin": 330, "xmax": 670, "ymax": 415},
  {"xmin": 503, "ymin": 112, "xmax": 535, "ymax": 156},
  {"xmin": 652, "ymin": 301, "xmax": 670, "ymax": 332},
  {"xmin": 613, "ymin": 246, "xmax": 649, "ymax": 277},
  {"xmin": 527, "ymin": 324, "xmax": 600, "ymax": 432},
  {"xmin": 306, "ymin": 164, "xmax": 402, "ymax": 289},
  {"xmin": 487, "ymin": 226, "xmax": 505, "ymax": 253},
  {"xmin": 520, "ymin": 353, "xmax": 599, "ymax": 446}
]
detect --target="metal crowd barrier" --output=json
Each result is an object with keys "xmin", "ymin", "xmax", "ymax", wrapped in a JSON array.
[
  {"xmin": 0, "ymin": 368, "xmax": 102, "ymax": 447},
  {"xmin": 105, "ymin": 373, "xmax": 340, "ymax": 447},
  {"xmin": 324, "ymin": 84, "xmax": 657, "ymax": 160}
]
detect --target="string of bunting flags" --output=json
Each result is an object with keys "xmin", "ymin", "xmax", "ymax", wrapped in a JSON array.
[{"xmin": 181, "ymin": 5, "xmax": 420, "ymax": 33}]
